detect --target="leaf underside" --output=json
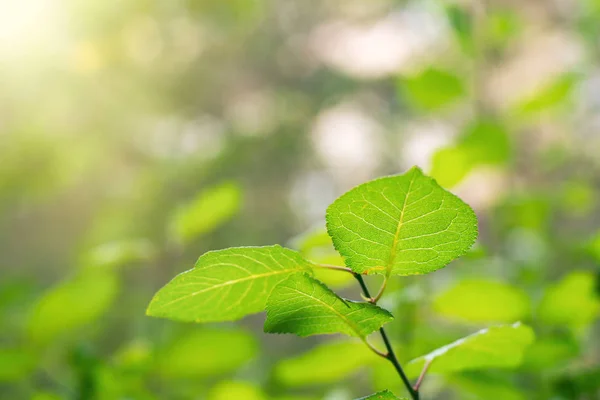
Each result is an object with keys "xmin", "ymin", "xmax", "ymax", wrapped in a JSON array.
[
  {"xmin": 264, "ymin": 274, "xmax": 393, "ymax": 338},
  {"xmin": 326, "ymin": 166, "xmax": 478, "ymax": 276},
  {"xmin": 405, "ymin": 323, "xmax": 535, "ymax": 378},
  {"xmin": 146, "ymin": 245, "xmax": 312, "ymax": 322}
]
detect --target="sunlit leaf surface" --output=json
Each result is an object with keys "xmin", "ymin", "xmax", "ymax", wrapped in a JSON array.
[
  {"xmin": 326, "ymin": 167, "xmax": 477, "ymax": 276},
  {"xmin": 147, "ymin": 245, "xmax": 312, "ymax": 322},
  {"xmin": 265, "ymin": 274, "xmax": 393, "ymax": 337}
]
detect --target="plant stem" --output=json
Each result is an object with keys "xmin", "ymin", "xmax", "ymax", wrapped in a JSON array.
[
  {"xmin": 353, "ymin": 273, "xmax": 420, "ymax": 400},
  {"xmin": 414, "ymin": 359, "xmax": 432, "ymax": 392}
]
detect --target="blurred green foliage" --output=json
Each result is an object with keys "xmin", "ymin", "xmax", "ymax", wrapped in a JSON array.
[{"xmin": 1, "ymin": 0, "xmax": 599, "ymax": 399}]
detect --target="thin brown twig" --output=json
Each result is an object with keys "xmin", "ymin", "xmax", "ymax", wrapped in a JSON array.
[{"xmin": 413, "ymin": 358, "xmax": 432, "ymax": 392}]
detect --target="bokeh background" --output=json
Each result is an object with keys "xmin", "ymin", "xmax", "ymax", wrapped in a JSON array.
[{"xmin": 2, "ymin": 0, "xmax": 600, "ymax": 399}]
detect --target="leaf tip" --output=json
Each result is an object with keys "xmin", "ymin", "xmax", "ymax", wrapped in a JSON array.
[{"xmin": 407, "ymin": 165, "xmax": 425, "ymax": 176}]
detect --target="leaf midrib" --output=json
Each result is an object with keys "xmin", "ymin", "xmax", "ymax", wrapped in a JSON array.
[
  {"xmin": 150, "ymin": 268, "xmax": 304, "ymax": 311},
  {"xmin": 284, "ymin": 285, "xmax": 365, "ymax": 337},
  {"xmin": 385, "ymin": 171, "xmax": 417, "ymax": 276}
]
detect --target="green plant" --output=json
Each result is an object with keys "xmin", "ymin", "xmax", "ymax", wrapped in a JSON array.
[{"xmin": 146, "ymin": 167, "xmax": 534, "ymax": 399}]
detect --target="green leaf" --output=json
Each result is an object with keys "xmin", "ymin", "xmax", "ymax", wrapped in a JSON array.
[
  {"xmin": 514, "ymin": 74, "xmax": 576, "ymax": 115},
  {"xmin": 28, "ymin": 270, "xmax": 119, "ymax": 344},
  {"xmin": 169, "ymin": 181, "xmax": 241, "ymax": 244},
  {"xmin": 445, "ymin": 4, "xmax": 474, "ymax": 53},
  {"xmin": 82, "ymin": 238, "xmax": 155, "ymax": 270},
  {"xmin": 433, "ymin": 279, "xmax": 530, "ymax": 323},
  {"xmin": 113, "ymin": 339, "xmax": 152, "ymax": 372},
  {"xmin": 147, "ymin": 245, "xmax": 312, "ymax": 322},
  {"xmin": 0, "ymin": 348, "xmax": 36, "ymax": 382},
  {"xmin": 586, "ymin": 231, "xmax": 600, "ymax": 262},
  {"xmin": 561, "ymin": 180, "xmax": 595, "ymax": 216},
  {"xmin": 401, "ymin": 68, "xmax": 466, "ymax": 111},
  {"xmin": 496, "ymin": 194, "xmax": 550, "ymax": 232},
  {"xmin": 485, "ymin": 10, "xmax": 522, "ymax": 48},
  {"xmin": 522, "ymin": 336, "xmax": 579, "ymax": 371},
  {"xmin": 538, "ymin": 271, "xmax": 600, "ymax": 327},
  {"xmin": 449, "ymin": 373, "xmax": 527, "ymax": 400},
  {"xmin": 155, "ymin": 328, "xmax": 257, "ymax": 378},
  {"xmin": 274, "ymin": 340, "xmax": 377, "ymax": 386},
  {"xmin": 207, "ymin": 381, "xmax": 266, "ymax": 400},
  {"xmin": 326, "ymin": 166, "xmax": 477, "ymax": 276},
  {"xmin": 291, "ymin": 226, "xmax": 354, "ymax": 288},
  {"xmin": 357, "ymin": 390, "xmax": 406, "ymax": 400},
  {"xmin": 430, "ymin": 120, "xmax": 510, "ymax": 188},
  {"xmin": 264, "ymin": 274, "xmax": 393, "ymax": 337},
  {"xmin": 405, "ymin": 323, "xmax": 535, "ymax": 378},
  {"xmin": 291, "ymin": 226, "xmax": 336, "ymax": 255}
]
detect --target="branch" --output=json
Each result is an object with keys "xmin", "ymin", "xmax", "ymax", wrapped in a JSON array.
[{"xmin": 353, "ymin": 273, "xmax": 419, "ymax": 400}]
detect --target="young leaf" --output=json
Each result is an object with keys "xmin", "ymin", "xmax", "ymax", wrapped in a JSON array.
[
  {"xmin": 264, "ymin": 274, "xmax": 393, "ymax": 337},
  {"xmin": 514, "ymin": 73, "xmax": 576, "ymax": 115},
  {"xmin": 357, "ymin": 390, "xmax": 406, "ymax": 400},
  {"xmin": 154, "ymin": 328, "xmax": 257, "ymax": 378},
  {"xmin": 207, "ymin": 381, "xmax": 266, "ymax": 400},
  {"xmin": 0, "ymin": 348, "xmax": 36, "ymax": 382},
  {"xmin": 274, "ymin": 340, "xmax": 377, "ymax": 387},
  {"xmin": 522, "ymin": 336, "xmax": 579, "ymax": 371},
  {"xmin": 147, "ymin": 245, "xmax": 312, "ymax": 322},
  {"xmin": 400, "ymin": 67, "xmax": 466, "ymax": 111},
  {"xmin": 326, "ymin": 166, "xmax": 477, "ymax": 276},
  {"xmin": 405, "ymin": 323, "xmax": 535, "ymax": 378},
  {"xmin": 169, "ymin": 182, "xmax": 242, "ymax": 244},
  {"xmin": 82, "ymin": 238, "xmax": 155, "ymax": 270},
  {"xmin": 290, "ymin": 226, "xmax": 354, "ymax": 288},
  {"xmin": 538, "ymin": 271, "xmax": 600, "ymax": 327},
  {"xmin": 433, "ymin": 279, "xmax": 530, "ymax": 323},
  {"xmin": 28, "ymin": 270, "xmax": 119, "ymax": 344},
  {"xmin": 430, "ymin": 120, "xmax": 510, "ymax": 188}
]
